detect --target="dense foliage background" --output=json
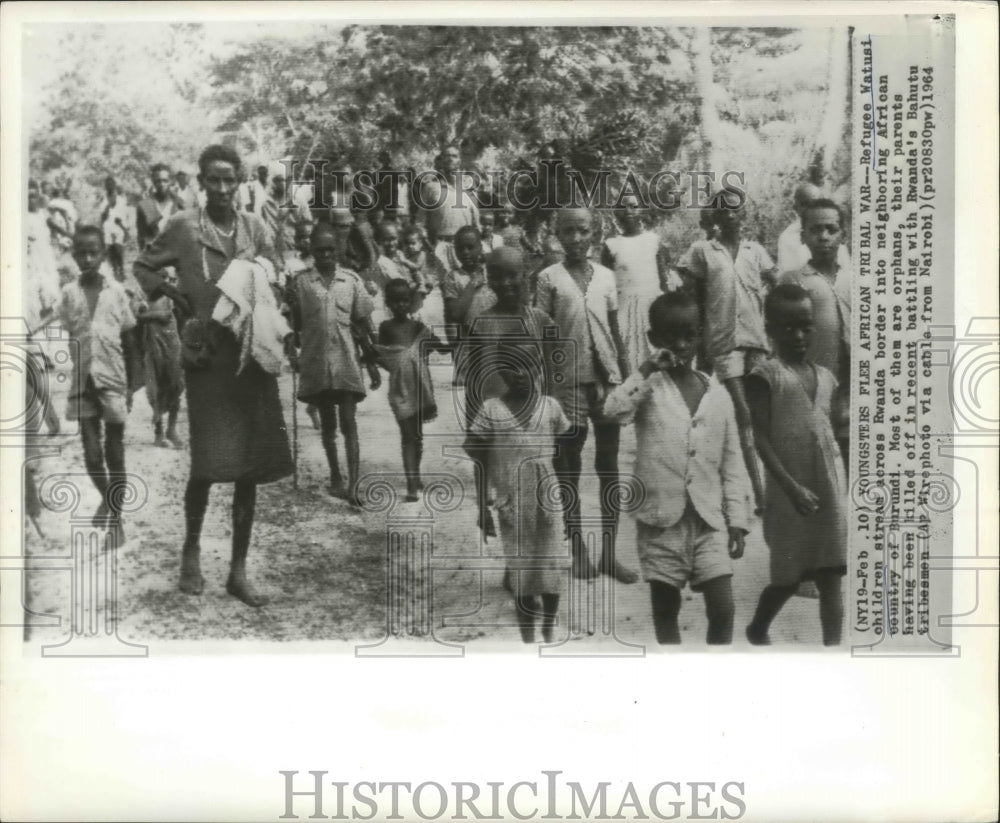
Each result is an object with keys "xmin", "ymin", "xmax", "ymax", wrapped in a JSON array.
[{"xmin": 25, "ymin": 22, "xmax": 850, "ymax": 250}]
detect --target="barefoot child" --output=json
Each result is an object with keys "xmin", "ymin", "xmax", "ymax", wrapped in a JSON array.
[
  {"xmin": 287, "ymin": 223, "xmax": 380, "ymax": 503},
  {"xmin": 465, "ymin": 341, "xmax": 570, "ymax": 643},
  {"xmin": 745, "ymin": 284, "xmax": 847, "ymax": 645},
  {"xmin": 676, "ymin": 191, "xmax": 776, "ymax": 512},
  {"xmin": 137, "ymin": 270, "xmax": 184, "ymax": 449},
  {"xmin": 464, "ymin": 247, "xmax": 560, "ymax": 540},
  {"xmin": 603, "ymin": 291, "xmax": 751, "ymax": 644},
  {"xmin": 58, "ymin": 225, "xmax": 138, "ymax": 544},
  {"xmin": 534, "ymin": 208, "xmax": 636, "ymax": 583},
  {"xmin": 376, "ymin": 279, "xmax": 449, "ymax": 501}
]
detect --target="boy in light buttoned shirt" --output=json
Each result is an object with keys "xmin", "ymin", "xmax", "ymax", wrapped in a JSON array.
[{"xmin": 603, "ymin": 291, "xmax": 751, "ymax": 645}]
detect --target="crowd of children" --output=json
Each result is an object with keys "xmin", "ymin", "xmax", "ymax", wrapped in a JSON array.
[{"xmin": 24, "ymin": 151, "xmax": 852, "ymax": 646}]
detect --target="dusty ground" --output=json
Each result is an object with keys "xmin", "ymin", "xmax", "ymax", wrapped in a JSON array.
[{"xmin": 22, "ymin": 344, "xmax": 829, "ymax": 654}]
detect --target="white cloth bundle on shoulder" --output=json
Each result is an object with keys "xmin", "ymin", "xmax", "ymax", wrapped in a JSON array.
[{"xmin": 212, "ymin": 256, "xmax": 291, "ymax": 375}]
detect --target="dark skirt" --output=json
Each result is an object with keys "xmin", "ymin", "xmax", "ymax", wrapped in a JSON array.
[{"xmin": 185, "ymin": 325, "xmax": 293, "ymax": 483}]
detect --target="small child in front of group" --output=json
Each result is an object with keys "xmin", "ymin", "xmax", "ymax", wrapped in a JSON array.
[
  {"xmin": 745, "ymin": 284, "xmax": 847, "ymax": 646},
  {"xmin": 463, "ymin": 248, "xmax": 560, "ymax": 542},
  {"xmin": 603, "ymin": 290, "xmax": 751, "ymax": 645},
  {"xmin": 376, "ymin": 278, "xmax": 450, "ymax": 501},
  {"xmin": 464, "ymin": 341, "xmax": 571, "ymax": 644},
  {"xmin": 58, "ymin": 225, "xmax": 138, "ymax": 546}
]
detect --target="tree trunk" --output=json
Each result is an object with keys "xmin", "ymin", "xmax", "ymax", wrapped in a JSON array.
[
  {"xmin": 692, "ymin": 28, "xmax": 722, "ymax": 176},
  {"xmin": 815, "ymin": 27, "xmax": 850, "ymax": 187}
]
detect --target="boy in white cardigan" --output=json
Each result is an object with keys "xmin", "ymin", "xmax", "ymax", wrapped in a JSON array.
[{"xmin": 603, "ymin": 290, "xmax": 751, "ymax": 644}]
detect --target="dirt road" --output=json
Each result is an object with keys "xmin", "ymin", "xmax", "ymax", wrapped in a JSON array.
[{"xmin": 23, "ymin": 350, "xmax": 828, "ymax": 653}]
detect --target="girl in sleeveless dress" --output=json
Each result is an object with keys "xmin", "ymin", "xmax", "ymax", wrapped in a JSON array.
[
  {"xmin": 376, "ymin": 279, "xmax": 449, "ymax": 501},
  {"xmin": 601, "ymin": 195, "xmax": 678, "ymax": 374},
  {"xmin": 745, "ymin": 284, "xmax": 847, "ymax": 645},
  {"xmin": 465, "ymin": 341, "xmax": 571, "ymax": 644}
]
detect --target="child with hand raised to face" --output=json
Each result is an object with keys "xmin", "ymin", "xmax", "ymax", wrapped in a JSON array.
[
  {"xmin": 603, "ymin": 291, "xmax": 751, "ymax": 644},
  {"xmin": 745, "ymin": 284, "xmax": 847, "ymax": 646},
  {"xmin": 376, "ymin": 279, "xmax": 449, "ymax": 502},
  {"xmin": 464, "ymin": 341, "xmax": 571, "ymax": 644}
]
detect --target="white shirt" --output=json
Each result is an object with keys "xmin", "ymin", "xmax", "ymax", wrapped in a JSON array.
[{"xmin": 602, "ymin": 370, "xmax": 751, "ymax": 531}]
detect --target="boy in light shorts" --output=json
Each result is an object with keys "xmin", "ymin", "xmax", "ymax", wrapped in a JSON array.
[
  {"xmin": 603, "ymin": 291, "xmax": 751, "ymax": 644},
  {"xmin": 59, "ymin": 225, "xmax": 138, "ymax": 544}
]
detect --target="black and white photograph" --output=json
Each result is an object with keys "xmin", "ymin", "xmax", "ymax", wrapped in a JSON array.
[
  {"xmin": 1, "ymin": 3, "xmax": 995, "ymax": 822},
  {"xmin": 15, "ymin": 18, "xmax": 860, "ymax": 649}
]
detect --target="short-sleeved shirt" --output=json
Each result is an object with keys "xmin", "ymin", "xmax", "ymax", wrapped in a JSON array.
[
  {"xmin": 677, "ymin": 238, "xmax": 774, "ymax": 360},
  {"xmin": 778, "ymin": 263, "xmax": 851, "ymax": 379},
  {"xmin": 534, "ymin": 261, "xmax": 620, "ymax": 386},
  {"xmin": 289, "ymin": 266, "xmax": 375, "ymax": 399},
  {"xmin": 58, "ymin": 277, "xmax": 137, "ymax": 395}
]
